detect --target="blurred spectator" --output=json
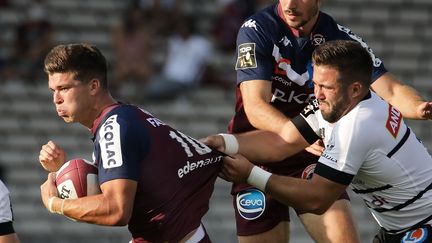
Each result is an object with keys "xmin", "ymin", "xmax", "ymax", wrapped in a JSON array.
[
  {"xmin": 212, "ymin": 0, "xmax": 256, "ymax": 53},
  {"xmin": 144, "ymin": 15, "xmax": 213, "ymax": 101},
  {"xmin": 212, "ymin": 0, "xmax": 274, "ymax": 53},
  {"xmin": 135, "ymin": 0, "xmax": 182, "ymax": 36},
  {"xmin": 111, "ymin": 5, "xmax": 154, "ymax": 99},
  {"xmin": 10, "ymin": 0, "xmax": 53, "ymax": 83},
  {"xmin": 0, "ymin": 0, "xmax": 10, "ymax": 8}
]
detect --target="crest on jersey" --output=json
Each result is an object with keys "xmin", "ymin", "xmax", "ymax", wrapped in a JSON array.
[
  {"xmin": 401, "ymin": 227, "xmax": 428, "ymax": 242},
  {"xmin": 236, "ymin": 43, "xmax": 257, "ymax": 70},
  {"xmin": 236, "ymin": 189, "xmax": 266, "ymax": 220},
  {"xmin": 301, "ymin": 164, "xmax": 316, "ymax": 180},
  {"xmin": 312, "ymin": 34, "xmax": 326, "ymax": 46}
]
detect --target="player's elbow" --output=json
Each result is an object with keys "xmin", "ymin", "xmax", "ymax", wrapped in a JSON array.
[
  {"xmin": 107, "ymin": 206, "xmax": 132, "ymax": 226},
  {"xmin": 266, "ymin": 138, "xmax": 299, "ymax": 161},
  {"xmin": 111, "ymin": 211, "xmax": 131, "ymax": 226}
]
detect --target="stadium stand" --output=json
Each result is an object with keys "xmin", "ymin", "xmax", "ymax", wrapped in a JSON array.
[{"xmin": 0, "ymin": 0, "xmax": 431, "ymax": 242}]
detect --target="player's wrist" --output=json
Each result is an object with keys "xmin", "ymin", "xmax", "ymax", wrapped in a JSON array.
[
  {"xmin": 247, "ymin": 166, "xmax": 272, "ymax": 192},
  {"xmin": 218, "ymin": 133, "xmax": 239, "ymax": 155},
  {"xmin": 48, "ymin": 197, "xmax": 64, "ymax": 215},
  {"xmin": 48, "ymin": 196, "xmax": 55, "ymax": 213}
]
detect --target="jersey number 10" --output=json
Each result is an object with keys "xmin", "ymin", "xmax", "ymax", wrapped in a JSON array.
[{"xmin": 169, "ymin": 130, "xmax": 212, "ymax": 157}]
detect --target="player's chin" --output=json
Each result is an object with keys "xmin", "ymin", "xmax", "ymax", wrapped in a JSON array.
[{"xmin": 60, "ymin": 116, "xmax": 74, "ymax": 123}]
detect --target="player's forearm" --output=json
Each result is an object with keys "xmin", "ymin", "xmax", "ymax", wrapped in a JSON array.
[
  {"xmin": 388, "ymin": 84, "xmax": 425, "ymax": 119},
  {"xmin": 372, "ymin": 73, "xmax": 426, "ymax": 119},
  {"xmin": 236, "ymin": 129, "xmax": 307, "ymax": 162},
  {"xmin": 51, "ymin": 195, "xmax": 130, "ymax": 226},
  {"xmin": 266, "ymin": 175, "xmax": 335, "ymax": 214},
  {"xmin": 245, "ymin": 102, "xmax": 291, "ymax": 134}
]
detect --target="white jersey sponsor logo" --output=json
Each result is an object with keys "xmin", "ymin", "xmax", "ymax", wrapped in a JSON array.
[
  {"xmin": 271, "ymin": 88, "xmax": 315, "ymax": 104},
  {"xmin": 99, "ymin": 114, "xmax": 123, "ymax": 169},
  {"xmin": 177, "ymin": 156, "xmax": 223, "ymax": 178}
]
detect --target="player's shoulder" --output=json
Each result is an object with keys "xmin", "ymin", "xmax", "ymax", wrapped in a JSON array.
[
  {"xmin": 340, "ymin": 92, "xmax": 389, "ymax": 133},
  {"xmin": 238, "ymin": 4, "xmax": 280, "ymax": 36},
  {"xmin": 97, "ymin": 104, "xmax": 148, "ymax": 131},
  {"xmin": 315, "ymin": 12, "xmax": 350, "ymax": 38},
  {"xmin": 106, "ymin": 104, "xmax": 150, "ymax": 120}
]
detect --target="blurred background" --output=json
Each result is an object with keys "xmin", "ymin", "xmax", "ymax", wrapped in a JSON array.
[{"xmin": 0, "ymin": 0, "xmax": 431, "ymax": 242}]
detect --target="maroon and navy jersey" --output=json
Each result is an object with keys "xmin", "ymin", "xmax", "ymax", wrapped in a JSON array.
[
  {"xmin": 90, "ymin": 104, "xmax": 223, "ymax": 242},
  {"xmin": 228, "ymin": 3, "xmax": 387, "ymax": 173}
]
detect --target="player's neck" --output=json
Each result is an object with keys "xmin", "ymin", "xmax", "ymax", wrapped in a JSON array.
[
  {"xmin": 84, "ymin": 95, "xmax": 117, "ymax": 130},
  {"xmin": 297, "ymin": 13, "xmax": 319, "ymax": 37}
]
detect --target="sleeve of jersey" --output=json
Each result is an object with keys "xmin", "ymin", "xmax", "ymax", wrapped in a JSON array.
[
  {"xmin": 97, "ymin": 111, "xmax": 150, "ymax": 184},
  {"xmin": 314, "ymin": 163, "xmax": 354, "ymax": 186},
  {"xmin": 235, "ymin": 19, "xmax": 274, "ymax": 84},
  {"xmin": 291, "ymin": 100, "xmax": 322, "ymax": 144},
  {"xmin": 315, "ymin": 119, "xmax": 369, "ymax": 185},
  {"xmin": 336, "ymin": 24, "xmax": 387, "ymax": 82}
]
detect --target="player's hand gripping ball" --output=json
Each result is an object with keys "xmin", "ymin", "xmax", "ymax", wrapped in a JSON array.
[{"xmin": 55, "ymin": 159, "xmax": 101, "ymax": 199}]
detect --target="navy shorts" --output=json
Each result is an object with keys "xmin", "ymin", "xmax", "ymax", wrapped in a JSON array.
[{"xmin": 232, "ymin": 163, "xmax": 349, "ymax": 236}]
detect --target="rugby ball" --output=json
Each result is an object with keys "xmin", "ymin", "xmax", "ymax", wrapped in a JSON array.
[{"xmin": 55, "ymin": 158, "xmax": 100, "ymax": 199}]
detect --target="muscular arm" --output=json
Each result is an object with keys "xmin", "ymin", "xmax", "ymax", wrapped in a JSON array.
[
  {"xmin": 49, "ymin": 179, "xmax": 137, "ymax": 226},
  {"xmin": 236, "ymin": 121, "xmax": 310, "ymax": 162},
  {"xmin": 222, "ymin": 154, "xmax": 347, "ymax": 214},
  {"xmin": 240, "ymin": 80, "xmax": 291, "ymax": 134},
  {"xmin": 372, "ymin": 72, "xmax": 432, "ymax": 120},
  {"xmin": 266, "ymin": 172, "xmax": 347, "ymax": 214},
  {"xmin": 203, "ymin": 120, "xmax": 310, "ymax": 162}
]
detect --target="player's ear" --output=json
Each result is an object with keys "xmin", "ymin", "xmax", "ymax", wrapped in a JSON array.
[
  {"xmin": 351, "ymin": 82, "xmax": 362, "ymax": 98},
  {"xmin": 89, "ymin": 78, "xmax": 100, "ymax": 94}
]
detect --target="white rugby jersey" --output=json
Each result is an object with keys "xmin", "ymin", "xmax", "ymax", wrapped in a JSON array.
[
  {"xmin": 0, "ymin": 180, "xmax": 12, "ymax": 223},
  {"xmin": 292, "ymin": 91, "xmax": 432, "ymax": 231}
]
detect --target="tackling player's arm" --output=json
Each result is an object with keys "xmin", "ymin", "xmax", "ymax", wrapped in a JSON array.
[
  {"xmin": 372, "ymin": 72, "xmax": 432, "ymax": 120},
  {"xmin": 41, "ymin": 173, "xmax": 136, "ymax": 226},
  {"xmin": 240, "ymin": 80, "xmax": 324, "ymax": 156},
  {"xmin": 239, "ymin": 120, "xmax": 310, "ymax": 162},
  {"xmin": 240, "ymin": 80, "xmax": 291, "ymax": 134},
  {"xmin": 203, "ymin": 118, "xmax": 311, "ymax": 162},
  {"xmin": 221, "ymin": 154, "xmax": 348, "ymax": 214}
]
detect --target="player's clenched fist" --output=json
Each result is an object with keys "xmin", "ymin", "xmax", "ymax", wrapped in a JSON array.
[
  {"xmin": 200, "ymin": 135, "xmax": 226, "ymax": 153},
  {"xmin": 39, "ymin": 141, "xmax": 66, "ymax": 172},
  {"xmin": 220, "ymin": 154, "xmax": 253, "ymax": 183}
]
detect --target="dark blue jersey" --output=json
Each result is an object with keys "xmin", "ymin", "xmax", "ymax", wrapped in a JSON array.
[
  {"xmin": 90, "ymin": 104, "xmax": 223, "ymax": 242},
  {"xmin": 229, "ymin": 3, "xmax": 387, "ymax": 133},
  {"xmin": 228, "ymin": 3, "xmax": 387, "ymax": 175}
]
